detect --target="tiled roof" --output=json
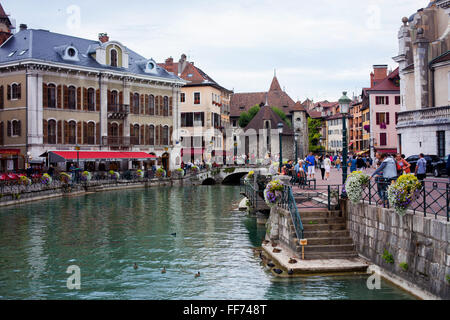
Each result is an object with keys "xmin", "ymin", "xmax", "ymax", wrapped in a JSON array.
[
  {"xmin": 289, "ymin": 101, "xmax": 307, "ymax": 113},
  {"xmin": 430, "ymin": 50, "xmax": 450, "ymax": 65},
  {"xmin": 0, "ymin": 29, "xmax": 181, "ymax": 81},
  {"xmin": 367, "ymin": 68, "xmax": 400, "ymax": 92},
  {"xmin": 307, "ymin": 110, "xmax": 323, "ymax": 119},
  {"xmin": 230, "ymin": 76, "xmax": 296, "ymax": 117},
  {"xmin": 244, "ymin": 105, "xmax": 294, "ymax": 135}
]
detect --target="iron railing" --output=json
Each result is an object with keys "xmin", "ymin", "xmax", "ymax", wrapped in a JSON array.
[
  {"xmin": 360, "ymin": 179, "xmax": 449, "ymax": 222},
  {"xmin": 279, "ymin": 185, "xmax": 304, "ymax": 240},
  {"xmin": 240, "ymin": 177, "xmax": 265, "ymax": 209}
]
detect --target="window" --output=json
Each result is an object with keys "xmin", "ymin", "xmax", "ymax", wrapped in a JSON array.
[
  {"xmin": 395, "ymin": 96, "xmax": 401, "ymax": 105},
  {"xmin": 48, "ymin": 84, "xmax": 56, "ymax": 108},
  {"xmin": 68, "ymin": 121, "xmax": 76, "ymax": 144},
  {"xmin": 163, "ymin": 96, "xmax": 169, "ymax": 117},
  {"xmin": 110, "ymin": 49, "xmax": 118, "ymax": 67},
  {"xmin": 149, "ymin": 95, "xmax": 155, "ymax": 115},
  {"xmin": 232, "ymin": 120, "xmax": 237, "ymax": 127},
  {"xmin": 194, "ymin": 112, "xmax": 205, "ymax": 127},
  {"xmin": 68, "ymin": 86, "xmax": 76, "ymax": 109},
  {"xmin": 380, "ymin": 133, "xmax": 387, "ymax": 146},
  {"xmin": 132, "ymin": 124, "xmax": 140, "ymax": 145},
  {"xmin": 149, "ymin": 125, "xmax": 155, "ymax": 146},
  {"xmin": 87, "ymin": 122, "xmax": 95, "ymax": 144},
  {"xmin": 11, "ymin": 120, "xmax": 21, "ymax": 137},
  {"xmin": 0, "ymin": 85, "xmax": 3, "ymax": 109},
  {"xmin": 375, "ymin": 96, "xmax": 385, "ymax": 105},
  {"xmin": 194, "ymin": 92, "xmax": 200, "ymax": 105},
  {"xmin": 48, "ymin": 120, "xmax": 57, "ymax": 144},
  {"xmin": 133, "ymin": 93, "xmax": 140, "ymax": 114},
  {"xmin": 162, "ymin": 126, "xmax": 169, "ymax": 146},
  {"xmin": 11, "ymin": 83, "xmax": 21, "ymax": 100},
  {"xmin": 0, "ymin": 122, "xmax": 3, "ymax": 145},
  {"xmin": 437, "ymin": 131, "xmax": 446, "ymax": 158},
  {"xmin": 68, "ymin": 48, "xmax": 76, "ymax": 57},
  {"xmin": 180, "ymin": 93, "xmax": 185, "ymax": 103},
  {"xmin": 109, "ymin": 123, "xmax": 119, "ymax": 137},
  {"xmin": 181, "ymin": 113, "xmax": 194, "ymax": 127},
  {"xmin": 87, "ymin": 88, "xmax": 95, "ymax": 111}
]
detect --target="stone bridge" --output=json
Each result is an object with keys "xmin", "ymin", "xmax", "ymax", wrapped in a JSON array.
[{"xmin": 189, "ymin": 166, "xmax": 268, "ymax": 185}]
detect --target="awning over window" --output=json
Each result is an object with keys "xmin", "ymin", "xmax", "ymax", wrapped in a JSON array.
[{"xmin": 43, "ymin": 151, "xmax": 157, "ymax": 162}]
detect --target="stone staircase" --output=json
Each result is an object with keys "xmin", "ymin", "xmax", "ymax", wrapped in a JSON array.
[{"xmin": 300, "ymin": 208, "xmax": 359, "ymax": 260}]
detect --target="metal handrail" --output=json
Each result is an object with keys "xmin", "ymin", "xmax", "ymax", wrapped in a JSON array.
[{"xmin": 280, "ymin": 185, "xmax": 304, "ymax": 240}]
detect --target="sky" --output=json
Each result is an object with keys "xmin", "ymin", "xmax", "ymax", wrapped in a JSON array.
[{"xmin": 2, "ymin": 0, "xmax": 428, "ymax": 102}]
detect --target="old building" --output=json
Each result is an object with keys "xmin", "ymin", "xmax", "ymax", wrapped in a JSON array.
[
  {"xmin": 362, "ymin": 65, "xmax": 401, "ymax": 158},
  {"xmin": 159, "ymin": 55, "xmax": 232, "ymax": 164},
  {"xmin": 0, "ymin": 13, "xmax": 185, "ymax": 172},
  {"xmin": 230, "ymin": 75, "xmax": 308, "ymax": 159},
  {"xmin": 393, "ymin": 1, "xmax": 450, "ymax": 157},
  {"xmin": 349, "ymin": 99, "xmax": 364, "ymax": 154}
]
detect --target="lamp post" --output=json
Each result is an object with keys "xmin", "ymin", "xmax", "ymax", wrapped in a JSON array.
[
  {"xmin": 75, "ymin": 144, "xmax": 80, "ymax": 182},
  {"xmin": 339, "ymin": 91, "xmax": 351, "ymax": 194},
  {"xmin": 278, "ymin": 123, "xmax": 284, "ymax": 173},
  {"xmin": 294, "ymin": 133, "xmax": 299, "ymax": 164}
]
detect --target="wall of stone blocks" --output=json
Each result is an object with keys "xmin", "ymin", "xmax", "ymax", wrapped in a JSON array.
[
  {"xmin": 346, "ymin": 202, "xmax": 450, "ymax": 299},
  {"xmin": 267, "ymin": 207, "xmax": 299, "ymax": 253}
]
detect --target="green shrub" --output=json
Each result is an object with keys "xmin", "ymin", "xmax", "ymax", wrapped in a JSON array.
[
  {"xmin": 382, "ymin": 249, "xmax": 394, "ymax": 264},
  {"xmin": 224, "ymin": 168, "xmax": 235, "ymax": 174},
  {"xmin": 446, "ymin": 274, "xmax": 450, "ymax": 283},
  {"xmin": 399, "ymin": 262, "xmax": 409, "ymax": 271}
]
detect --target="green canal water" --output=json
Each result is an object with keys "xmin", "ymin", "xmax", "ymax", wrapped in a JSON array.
[{"xmin": 0, "ymin": 186, "xmax": 416, "ymax": 300}]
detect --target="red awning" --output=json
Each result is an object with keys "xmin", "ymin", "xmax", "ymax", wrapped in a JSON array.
[
  {"xmin": 47, "ymin": 151, "xmax": 157, "ymax": 162},
  {"xmin": 375, "ymin": 148, "xmax": 398, "ymax": 154}
]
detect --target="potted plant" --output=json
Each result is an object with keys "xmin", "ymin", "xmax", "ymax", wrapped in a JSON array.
[
  {"xmin": 345, "ymin": 171, "xmax": 370, "ymax": 204},
  {"xmin": 387, "ymin": 174, "xmax": 422, "ymax": 216},
  {"xmin": 41, "ymin": 173, "xmax": 53, "ymax": 187}
]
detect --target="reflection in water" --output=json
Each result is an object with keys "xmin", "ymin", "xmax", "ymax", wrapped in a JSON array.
[{"xmin": 0, "ymin": 186, "xmax": 415, "ymax": 300}]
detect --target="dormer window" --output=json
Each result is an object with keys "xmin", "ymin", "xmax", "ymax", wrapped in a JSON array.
[
  {"xmin": 67, "ymin": 48, "xmax": 76, "ymax": 57},
  {"xmin": 61, "ymin": 46, "xmax": 79, "ymax": 61},
  {"xmin": 147, "ymin": 62, "xmax": 154, "ymax": 70},
  {"xmin": 110, "ymin": 49, "xmax": 118, "ymax": 67}
]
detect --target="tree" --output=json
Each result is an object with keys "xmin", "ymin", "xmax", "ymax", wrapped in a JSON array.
[
  {"xmin": 271, "ymin": 107, "xmax": 292, "ymax": 127},
  {"xmin": 238, "ymin": 104, "xmax": 292, "ymax": 128},
  {"xmin": 308, "ymin": 118, "xmax": 324, "ymax": 153}
]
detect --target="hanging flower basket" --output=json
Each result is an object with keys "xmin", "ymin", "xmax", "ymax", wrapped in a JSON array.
[
  {"xmin": 59, "ymin": 172, "xmax": 72, "ymax": 184},
  {"xmin": 345, "ymin": 171, "xmax": 370, "ymax": 204},
  {"xmin": 244, "ymin": 171, "xmax": 255, "ymax": 183},
  {"xmin": 109, "ymin": 170, "xmax": 120, "ymax": 180},
  {"xmin": 156, "ymin": 168, "xmax": 166, "ymax": 179},
  {"xmin": 174, "ymin": 168, "xmax": 185, "ymax": 178},
  {"xmin": 191, "ymin": 166, "xmax": 199, "ymax": 174},
  {"xmin": 81, "ymin": 171, "xmax": 92, "ymax": 182},
  {"xmin": 136, "ymin": 170, "xmax": 144, "ymax": 179},
  {"xmin": 41, "ymin": 173, "xmax": 53, "ymax": 186},
  {"xmin": 19, "ymin": 176, "xmax": 32, "ymax": 186},
  {"xmin": 263, "ymin": 180, "xmax": 284, "ymax": 208},
  {"xmin": 387, "ymin": 174, "xmax": 421, "ymax": 216}
]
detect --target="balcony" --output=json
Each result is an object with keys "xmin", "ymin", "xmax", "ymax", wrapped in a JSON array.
[
  {"xmin": 108, "ymin": 104, "xmax": 130, "ymax": 120},
  {"xmin": 397, "ymin": 105, "xmax": 450, "ymax": 128}
]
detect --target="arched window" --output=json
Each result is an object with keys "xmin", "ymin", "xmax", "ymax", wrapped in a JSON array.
[
  {"xmin": 109, "ymin": 123, "xmax": 119, "ymax": 137},
  {"xmin": 48, "ymin": 84, "xmax": 56, "ymax": 108},
  {"xmin": 110, "ymin": 49, "xmax": 118, "ymax": 67},
  {"xmin": 149, "ymin": 125, "xmax": 155, "ymax": 146},
  {"xmin": 68, "ymin": 86, "xmax": 76, "ymax": 109},
  {"xmin": 87, "ymin": 88, "xmax": 95, "ymax": 111},
  {"xmin": 11, "ymin": 83, "xmax": 21, "ymax": 100},
  {"xmin": 111, "ymin": 90, "xmax": 118, "ymax": 106},
  {"xmin": 68, "ymin": 121, "xmax": 76, "ymax": 144},
  {"xmin": 87, "ymin": 122, "xmax": 95, "ymax": 144},
  {"xmin": 133, "ymin": 93, "xmax": 140, "ymax": 114},
  {"xmin": 163, "ymin": 96, "xmax": 169, "ymax": 117},
  {"xmin": 149, "ymin": 95, "xmax": 155, "ymax": 115},
  {"xmin": 132, "ymin": 124, "xmax": 140, "ymax": 145},
  {"xmin": 162, "ymin": 126, "xmax": 169, "ymax": 146},
  {"xmin": 48, "ymin": 120, "xmax": 57, "ymax": 144}
]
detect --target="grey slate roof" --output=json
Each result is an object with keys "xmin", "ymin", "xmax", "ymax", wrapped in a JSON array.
[{"xmin": 0, "ymin": 29, "xmax": 181, "ymax": 81}]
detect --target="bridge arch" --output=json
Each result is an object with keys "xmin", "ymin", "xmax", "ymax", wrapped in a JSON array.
[
  {"xmin": 222, "ymin": 172, "xmax": 249, "ymax": 185},
  {"xmin": 202, "ymin": 178, "xmax": 217, "ymax": 185}
]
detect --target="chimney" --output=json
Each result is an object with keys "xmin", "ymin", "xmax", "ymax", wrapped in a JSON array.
[
  {"xmin": 98, "ymin": 33, "xmax": 109, "ymax": 43},
  {"xmin": 371, "ymin": 65, "xmax": 388, "ymax": 87},
  {"xmin": 19, "ymin": 24, "xmax": 27, "ymax": 31},
  {"xmin": 164, "ymin": 57, "xmax": 175, "ymax": 73},
  {"xmin": 178, "ymin": 54, "xmax": 187, "ymax": 75}
]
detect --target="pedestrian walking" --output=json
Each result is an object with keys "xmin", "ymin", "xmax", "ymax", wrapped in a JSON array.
[{"xmin": 415, "ymin": 153, "xmax": 427, "ymax": 186}]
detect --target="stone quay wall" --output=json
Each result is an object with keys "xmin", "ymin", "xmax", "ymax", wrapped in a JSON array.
[
  {"xmin": 266, "ymin": 206, "xmax": 299, "ymax": 253},
  {"xmin": 345, "ymin": 201, "xmax": 450, "ymax": 299}
]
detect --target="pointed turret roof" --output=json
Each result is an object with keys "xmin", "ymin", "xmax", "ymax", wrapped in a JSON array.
[
  {"xmin": 269, "ymin": 76, "xmax": 282, "ymax": 92},
  {"xmin": 0, "ymin": 3, "xmax": 11, "ymax": 25},
  {"xmin": 244, "ymin": 104, "xmax": 293, "ymax": 135}
]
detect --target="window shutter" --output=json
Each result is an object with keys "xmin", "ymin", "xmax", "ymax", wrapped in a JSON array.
[
  {"xmin": 96, "ymin": 89, "xmax": 100, "ymax": 111},
  {"xmin": 7, "ymin": 121, "xmax": 11, "ymax": 137},
  {"xmin": 107, "ymin": 90, "xmax": 111, "ymax": 106},
  {"xmin": 141, "ymin": 95, "xmax": 145, "ymax": 114},
  {"xmin": 119, "ymin": 124, "xmax": 123, "ymax": 137},
  {"xmin": 386, "ymin": 113, "xmax": 390, "ymax": 125},
  {"xmin": 77, "ymin": 87, "xmax": 81, "ymax": 110},
  {"xmin": 0, "ymin": 122, "xmax": 3, "ymax": 145},
  {"xmin": 130, "ymin": 124, "xmax": 133, "ymax": 138},
  {"xmin": 83, "ymin": 122, "xmax": 88, "ymax": 144},
  {"xmin": 64, "ymin": 121, "xmax": 69, "ymax": 144},
  {"xmin": 96, "ymin": 122, "xmax": 100, "ymax": 145},
  {"xmin": 169, "ymin": 97, "xmax": 173, "ymax": 116},
  {"xmin": 77, "ymin": 122, "xmax": 82, "ymax": 144},
  {"xmin": 130, "ymin": 93, "xmax": 133, "ymax": 108},
  {"xmin": 145, "ymin": 95, "xmax": 149, "ymax": 115},
  {"xmin": 376, "ymin": 113, "xmax": 380, "ymax": 125},
  {"xmin": 0, "ymin": 86, "xmax": 3, "ymax": 109},
  {"xmin": 140, "ymin": 126, "xmax": 145, "ymax": 145},
  {"xmin": 63, "ymin": 85, "xmax": 68, "ymax": 109},
  {"xmin": 386, "ymin": 96, "xmax": 389, "ymax": 105},
  {"xmin": 57, "ymin": 85, "xmax": 62, "ymax": 109},
  {"xmin": 395, "ymin": 112, "xmax": 398, "ymax": 125},
  {"xmin": 43, "ymin": 83, "xmax": 48, "ymax": 108},
  {"xmin": 145, "ymin": 125, "xmax": 150, "ymax": 145},
  {"xmin": 17, "ymin": 84, "xmax": 21, "ymax": 100},
  {"xmin": 57, "ymin": 120, "xmax": 63, "ymax": 144},
  {"xmin": 155, "ymin": 124, "xmax": 160, "ymax": 145},
  {"xmin": 170, "ymin": 126, "xmax": 173, "ymax": 145},
  {"xmin": 17, "ymin": 120, "xmax": 21, "ymax": 136},
  {"xmin": 119, "ymin": 91, "xmax": 123, "ymax": 105},
  {"xmin": 43, "ymin": 120, "xmax": 48, "ymax": 144},
  {"xmin": 7, "ymin": 85, "xmax": 11, "ymax": 100},
  {"xmin": 83, "ymin": 88, "xmax": 88, "ymax": 111}
]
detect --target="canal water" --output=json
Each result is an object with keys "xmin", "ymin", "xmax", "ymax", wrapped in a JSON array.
[{"xmin": 0, "ymin": 186, "xmax": 415, "ymax": 300}]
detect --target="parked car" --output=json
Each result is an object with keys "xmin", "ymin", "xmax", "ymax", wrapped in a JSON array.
[{"xmin": 406, "ymin": 155, "xmax": 447, "ymax": 177}]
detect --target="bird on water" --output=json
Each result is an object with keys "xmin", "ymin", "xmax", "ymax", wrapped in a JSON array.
[
  {"xmin": 195, "ymin": 272, "xmax": 201, "ymax": 278},
  {"xmin": 133, "ymin": 263, "xmax": 138, "ymax": 270},
  {"xmin": 162, "ymin": 267, "xmax": 166, "ymax": 274}
]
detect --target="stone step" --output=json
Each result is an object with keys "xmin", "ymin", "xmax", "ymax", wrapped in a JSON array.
[
  {"xmin": 303, "ymin": 230, "xmax": 350, "ymax": 239},
  {"xmin": 300, "ymin": 210, "xmax": 343, "ymax": 219},
  {"xmin": 306, "ymin": 237, "xmax": 354, "ymax": 246},
  {"xmin": 302, "ymin": 217, "xmax": 346, "ymax": 225},
  {"xmin": 302, "ymin": 223, "xmax": 347, "ymax": 231},
  {"xmin": 303, "ymin": 251, "xmax": 360, "ymax": 260},
  {"xmin": 304, "ymin": 244, "xmax": 355, "ymax": 253}
]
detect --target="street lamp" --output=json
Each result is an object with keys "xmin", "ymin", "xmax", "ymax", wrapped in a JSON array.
[
  {"xmin": 278, "ymin": 123, "xmax": 284, "ymax": 174},
  {"xmin": 339, "ymin": 91, "xmax": 351, "ymax": 194},
  {"xmin": 75, "ymin": 144, "xmax": 80, "ymax": 182},
  {"xmin": 294, "ymin": 133, "xmax": 299, "ymax": 164}
]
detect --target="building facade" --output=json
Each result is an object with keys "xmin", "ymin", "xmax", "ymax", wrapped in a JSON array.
[
  {"xmin": 159, "ymin": 55, "xmax": 232, "ymax": 164},
  {"xmin": 393, "ymin": 1, "xmax": 450, "ymax": 157},
  {"xmin": 349, "ymin": 99, "xmax": 364, "ymax": 154},
  {"xmin": 0, "ymin": 19, "xmax": 185, "ymax": 172}
]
